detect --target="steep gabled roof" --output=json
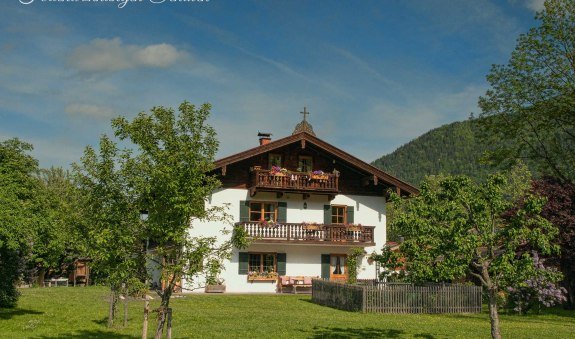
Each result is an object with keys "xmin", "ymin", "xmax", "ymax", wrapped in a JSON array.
[{"xmin": 214, "ymin": 131, "xmax": 418, "ymax": 196}]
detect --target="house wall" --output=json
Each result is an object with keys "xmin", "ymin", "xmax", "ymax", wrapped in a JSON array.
[{"xmin": 183, "ymin": 187, "xmax": 386, "ymax": 293}]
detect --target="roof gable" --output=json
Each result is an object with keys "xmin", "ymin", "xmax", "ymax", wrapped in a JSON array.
[{"xmin": 214, "ymin": 132, "xmax": 418, "ymax": 196}]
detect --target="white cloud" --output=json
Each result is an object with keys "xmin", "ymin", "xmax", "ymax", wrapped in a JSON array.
[
  {"xmin": 526, "ymin": 0, "xmax": 545, "ymax": 12},
  {"xmin": 68, "ymin": 38, "xmax": 187, "ymax": 73},
  {"xmin": 65, "ymin": 103, "xmax": 116, "ymax": 120}
]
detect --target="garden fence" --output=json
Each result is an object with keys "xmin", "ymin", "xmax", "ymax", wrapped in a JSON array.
[{"xmin": 312, "ymin": 279, "xmax": 482, "ymax": 314}]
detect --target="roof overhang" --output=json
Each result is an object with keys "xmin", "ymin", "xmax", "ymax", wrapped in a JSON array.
[{"xmin": 213, "ymin": 132, "xmax": 418, "ymax": 196}]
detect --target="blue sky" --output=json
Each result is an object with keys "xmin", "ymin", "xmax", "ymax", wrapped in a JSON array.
[{"xmin": 0, "ymin": 0, "xmax": 544, "ymax": 168}]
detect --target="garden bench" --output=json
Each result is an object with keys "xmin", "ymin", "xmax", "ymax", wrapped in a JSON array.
[{"xmin": 279, "ymin": 276, "xmax": 318, "ymax": 294}]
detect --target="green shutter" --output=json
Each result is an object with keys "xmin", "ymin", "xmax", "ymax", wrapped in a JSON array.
[
  {"xmin": 321, "ymin": 254, "xmax": 330, "ymax": 280},
  {"xmin": 277, "ymin": 202, "xmax": 287, "ymax": 223},
  {"xmin": 324, "ymin": 205, "xmax": 331, "ymax": 224},
  {"xmin": 277, "ymin": 253, "xmax": 286, "ymax": 276},
  {"xmin": 238, "ymin": 252, "xmax": 249, "ymax": 275},
  {"xmin": 346, "ymin": 206, "xmax": 354, "ymax": 224},
  {"xmin": 239, "ymin": 201, "xmax": 249, "ymax": 222}
]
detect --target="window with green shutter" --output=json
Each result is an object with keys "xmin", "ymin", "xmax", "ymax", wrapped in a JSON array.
[
  {"xmin": 277, "ymin": 253, "xmax": 286, "ymax": 275},
  {"xmin": 277, "ymin": 202, "xmax": 287, "ymax": 223},
  {"xmin": 239, "ymin": 201, "xmax": 250, "ymax": 222},
  {"xmin": 346, "ymin": 205, "xmax": 354, "ymax": 224},
  {"xmin": 238, "ymin": 252, "xmax": 249, "ymax": 275},
  {"xmin": 321, "ymin": 254, "xmax": 330, "ymax": 279}
]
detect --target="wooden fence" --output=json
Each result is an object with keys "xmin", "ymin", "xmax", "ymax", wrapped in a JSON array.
[{"xmin": 312, "ymin": 280, "xmax": 482, "ymax": 314}]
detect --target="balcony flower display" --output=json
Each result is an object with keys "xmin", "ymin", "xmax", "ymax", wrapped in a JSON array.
[
  {"xmin": 271, "ymin": 165, "xmax": 288, "ymax": 176},
  {"xmin": 345, "ymin": 223, "xmax": 363, "ymax": 231},
  {"xmin": 310, "ymin": 170, "xmax": 329, "ymax": 181},
  {"xmin": 258, "ymin": 218, "xmax": 278, "ymax": 228},
  {"xmin": 303, "ymin": 222, "xmax": 321, "ymax": 231}
]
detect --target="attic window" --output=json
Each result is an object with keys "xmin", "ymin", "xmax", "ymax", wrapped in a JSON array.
[
  {"xmin": 268, "ymin": 154, "xmax": 282, "ymax": 169},
  {"xmin": 298, "ymin": 156, "xmax": 313, "ymax": 172}
]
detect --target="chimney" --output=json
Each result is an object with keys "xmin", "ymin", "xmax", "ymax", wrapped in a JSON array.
[{"xmin": 258, "ymin": 132, "xmax": 272, "ymax": 146}]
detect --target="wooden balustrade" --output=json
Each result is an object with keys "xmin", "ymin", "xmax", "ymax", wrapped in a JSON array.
[
  {"xmin": 235, "ymin": 222, "xmax": 375, "ymax": 246},
  {"xmin": 251, "ymin": 170, "xmax": 339, "ymax": 193}
]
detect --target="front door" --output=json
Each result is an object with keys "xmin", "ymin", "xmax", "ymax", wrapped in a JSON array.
[{"xmin": 329, "ymin": 254, "xmax": 348, "ymax": 281}]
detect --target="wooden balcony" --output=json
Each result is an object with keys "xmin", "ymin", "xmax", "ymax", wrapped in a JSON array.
[
  {"xmin": 235, "ymin": 222, "xmax": 375, "ymax": 246},
  {"xmin": 250, "ymin": 169, "xmax": 339, "ymax": 195}
]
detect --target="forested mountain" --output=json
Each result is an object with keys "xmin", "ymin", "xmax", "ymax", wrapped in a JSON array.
[{"xmin": 372, "ymin": 119, "xmax": 495, "ymax": 187}]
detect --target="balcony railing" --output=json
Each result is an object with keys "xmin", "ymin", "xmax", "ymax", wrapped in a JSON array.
[
  {"xmin": 250, "ymin": 169, "xmax": 339, "ymax": 193},
  {"xmin": 235, "ymin": 222, "xmax": 375, "ymax": 246}
]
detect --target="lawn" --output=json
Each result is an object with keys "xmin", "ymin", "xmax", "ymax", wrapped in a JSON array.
[{"xmin": 0, "ymin": 287, "xmax": 574, "ymax": 338}]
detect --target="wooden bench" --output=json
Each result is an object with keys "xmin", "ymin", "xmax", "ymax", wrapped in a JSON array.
[{"xmin": 279, "ymin": 276, "xmax": 319, "ymax": 294}]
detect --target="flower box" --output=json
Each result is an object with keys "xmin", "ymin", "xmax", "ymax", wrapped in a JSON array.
[
  {"xmin": 248, "ymin": 276, "xmax": 277, "ymax": 281},
  {"xmin": 205, "ymin": 284, "xmax": 226, "ymax": 293}
]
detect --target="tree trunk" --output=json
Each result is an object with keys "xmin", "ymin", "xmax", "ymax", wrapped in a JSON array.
[
  {"xmin": 488, "ymin": 288, "xmax": 502, "ymax": 339},
  {"xmin": 37, "ymin": 268, "xmax": 46, "ymax": 288},
  {"xmin": 142, "ymin": 297, "xmax": 150, "ymax": 339},
  {"xmin": 155, "ymin": 279, "xmax": 175, "ymax": 339},
  {"xmin": 107, "ymin": 290, "xmax": 118, "ymax": 328}
]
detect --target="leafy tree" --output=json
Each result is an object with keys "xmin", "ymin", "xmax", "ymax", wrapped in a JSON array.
[
  {"xmin": 73, "ymin": 136, "xmax": 146, "ymax": 327},
  {"xmin": 0, "ymin": 138, "xmax": 40, "ymax": 307},
  {"xmin": 478, "ymin": 0, "xmax": 575, "ymax": 184},
  {"xmin": 374, "ymin": 174, "xmax": 560, "ymax": 339},
  {"xmin": 29, "ymin": 167, "xmax": 87, "ymax": 286},
  {"xmin": 531, "ymin": 177, "xmax": 575, "ymax": 308},
  {"xmin": 111, "ymin": 101, "xmax": 248, "ymax": 338}
]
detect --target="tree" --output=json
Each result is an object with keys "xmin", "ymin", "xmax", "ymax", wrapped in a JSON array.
[
  {"xmin": 73, "ymin": 135, "xmax": 146, "ymax": 327},
  {"xmin": 29, "ymin": 167, "xmax": 87, "ymax": 286},
  {"xmin": 111, "ymin": 101, "xmax": 247, "ymax": 338},
  {"xmin": 374, "ymin": 174, "xmax": 560, "ymax": 339},
  {"xmin": 531, "ymin": 177, "xmax": 575, "ymax": 308},
  {"xmin": 0, "ymin": 138, "xmax": 40, "ymax": 307},
  {"xmin": 478, "ymin": 0, "xmax": 575, "ymax": 184}
]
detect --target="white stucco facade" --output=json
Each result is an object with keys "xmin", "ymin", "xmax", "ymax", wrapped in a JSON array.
[{"xmin": 183, "ymin": 187, "xmax": 386, "ymax": 293}]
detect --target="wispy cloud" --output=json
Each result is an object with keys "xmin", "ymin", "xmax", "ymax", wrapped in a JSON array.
[
  {"xmin": 65, "ymin": 103, "xmax": 117, "ymax": 120},
  {"xmin": 68, "ymin": 38, "xmax": 188, "ymax": 73},
  {"xmin": 330, "ymin": 46, "xmax": 397, "ymax": 87}
]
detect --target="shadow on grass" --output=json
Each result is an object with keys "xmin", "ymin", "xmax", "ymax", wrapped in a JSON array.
[
  {"xmin": 0, "ymin": 308, "xmax": 44, "ymax": 320},
  {"xmin": 306, "ymin": 326, "xmax": 410, "ymax": 338},
  {"xmin": 31, "ymin": 330, "xmax": 136, "ymax": 339}
]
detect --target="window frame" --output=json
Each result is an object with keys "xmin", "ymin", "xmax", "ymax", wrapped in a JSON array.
[
  {"xmin": 268, "ymin": 153, "xmax": 282, "ymax": 169},
  {"xmin": 331, "ymin": 205, "xmax": 347, "ymax": 224},
  {"xmin": 249, "ymin": 201, "xmax": 278, "ymax": 222},
  {"xmin": 298, "ymin": 155, "xmax": 313, "ymax": 173},
  {"xmin": 248, "ymin": 252, "xmax": 277, "ymax": 274}
]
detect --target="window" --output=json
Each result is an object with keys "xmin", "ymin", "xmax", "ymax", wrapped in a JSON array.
[
  {"xmin": 268, "ymin": 154, "xmax": 282, "ymax": 169},
  {"xmin": 298, "ymin": 155, "xmax": 313, "ymax": 172},
  {"xmin": 331, "ymin": 205, "xmax": 346, "ymax": 224},
  {"xmin": 250, "ymin": 202, "xmax": 277, "ymax": 222},
  {"xmin": 248, "ymin": 253, "xmax": 276, "ymax": 273}
]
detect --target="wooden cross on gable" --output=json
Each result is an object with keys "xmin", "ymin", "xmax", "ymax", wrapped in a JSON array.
[{"xmin": 300, "ymin": 106, "xmax": 310, "ymax": 121}]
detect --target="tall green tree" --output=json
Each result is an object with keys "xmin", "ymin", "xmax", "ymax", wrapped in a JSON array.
[
  {"xmin": 374, "ymin": 174, "xmax": 560, "ymax": 339},
  {"xmin": 0, "ymin": 138, "xmax": 40, "ymax": 307},
  {"xmin": 111, "ymin": 101, "xmax": 247, "ymax": 338},
  {"xmin": 73, "ymin": 136, "xmax": 146, "ymax": 327},
  {"xmin": 478, "ymin": 0, "xmax": 575, "ymax": 184},
  {"xmin": 30, "ymin": 167, "xmax": 87, "ymax": 286}
]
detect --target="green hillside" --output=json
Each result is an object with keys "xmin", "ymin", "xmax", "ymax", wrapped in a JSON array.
[{"xmin": 372, "ymin": 119, "xmax": 495, "ymax": 187}]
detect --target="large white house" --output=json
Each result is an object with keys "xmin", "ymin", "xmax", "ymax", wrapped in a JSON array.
[{"xmin": 184, "ymin": 113, "xmax": 417, "ymax": 293}]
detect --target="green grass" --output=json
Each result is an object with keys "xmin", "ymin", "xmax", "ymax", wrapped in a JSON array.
[{"xmin": 0, "ymin": 286, "xmax": 574, "ymax": 338}]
